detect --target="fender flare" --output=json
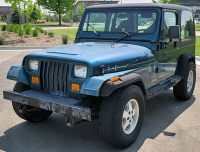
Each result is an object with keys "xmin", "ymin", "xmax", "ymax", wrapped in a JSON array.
[
  {"xmin": 7, "ymin": 65, "xmax": 30, "ymax": 85},
  {"xmin": 80, "ymin": 69, "xmax": 147, "ymax": 97},
  {"xmin": 175, "ymin": 53, "xmax": 195, "ymax": 79},
  {"xmin": 99, "ymin": 73, "xmax": 147, "ymax": 97}
]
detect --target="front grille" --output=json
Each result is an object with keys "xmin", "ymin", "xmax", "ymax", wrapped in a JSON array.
[{"xmin": 40, "ymin": 61, "xmax": 69, "ymax": 96}]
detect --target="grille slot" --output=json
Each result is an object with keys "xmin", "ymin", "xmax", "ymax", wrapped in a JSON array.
[{"xmin": 41, "ymin": 61, "xmax": 68, "ymax": 96}]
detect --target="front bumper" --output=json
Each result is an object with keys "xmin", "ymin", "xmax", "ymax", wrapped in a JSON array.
[{"xmin": 3, "ymin": 90, "xmax": 91, "ymax": 121}]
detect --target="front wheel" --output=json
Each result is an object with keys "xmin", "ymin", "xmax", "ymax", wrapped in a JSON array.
[
  {"xmin": 12, "ymin": 82, "xmax": 53, "ymax": 122},
  {"xmin": 173, "ymin": 62, "xmax": 196, "ymax": 101},
  {"xmin": 99, "ymin": 85, "xmax": 145, "ymax": 148}
]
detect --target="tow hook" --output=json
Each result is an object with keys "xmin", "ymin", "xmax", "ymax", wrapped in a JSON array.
[{"xmin": 65, "ymin": 117, "xmax": 83, "ymax": 127}]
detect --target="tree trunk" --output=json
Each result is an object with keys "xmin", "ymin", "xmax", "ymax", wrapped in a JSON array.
[
  {"xmin": 59, "ymin": 13, "xmax": 61, "ymax": 25},
  {"xmin": 24, "ymin": 4, "xmax": 26, "ymax": 23}
]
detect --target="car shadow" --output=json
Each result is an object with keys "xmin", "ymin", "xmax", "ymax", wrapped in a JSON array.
[{"xmin": 0, "ymin": 90, "xmax": 195, "ymax": 152}]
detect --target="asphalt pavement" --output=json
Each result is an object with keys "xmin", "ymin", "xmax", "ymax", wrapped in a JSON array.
[{"xmin": 0, "ymin": 50, "xmax": 200, "ymax": 152}]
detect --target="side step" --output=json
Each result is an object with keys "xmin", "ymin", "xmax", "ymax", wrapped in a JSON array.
[{"xmin": 146, "ymin": 75, "xmax": 181, "ymax": 100}]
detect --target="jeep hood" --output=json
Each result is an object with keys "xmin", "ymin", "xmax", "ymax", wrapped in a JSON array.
[{"xmin": 25, "ymin": 42, "xmax": 154, "ymax": 75}]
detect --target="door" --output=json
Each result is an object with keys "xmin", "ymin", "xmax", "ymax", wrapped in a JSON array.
[{"xmin": 157, "ymin": 10, "xmax": 179, "ymax": 79}]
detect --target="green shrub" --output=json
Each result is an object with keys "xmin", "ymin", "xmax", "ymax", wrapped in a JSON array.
[
  {"xmin": 40, "ymin": 28, "xmax": 44, "ymax": 33},
  {"xmin": 35, "ymin": 26, "xmax": 44, "ymax": 33},
  {"xmin": 62, "ymin": 35, "xmax": 68, "ymax": 44},
  {"xmin": 48, "ymin": 32, "xmax": 54, "ymax": 37},
  {"xmin": 18, "ymin": 28, "xmax": 23, "ymax": 36},
  {"xmin": 24, "ymin": 35, "xmax": 28, "ymax": 38},
  {"xmin": 0, "ymin": 37, "xmax": 4, "ymax": 45},
  {"xmin": 44, "ymin": 30, "xmax": 47, "ymax": 35},
  {"xmin": 6, "ymin": 35, "xmax": 9, "ymax": 38},
  {"xmin": 7, "ymin": 25, "xmax": 14, "ymax": 32},
  {"xmin": 24, "ymin": 27, "xmax": 31, "ymax": 35},
  {"xmin": 13, "ymin": 24, "xmax": 20, "ymax": 33},
  {"xmin": 32, "ymin": 29, "xmax": 39, "ymax": 37},
  {"xmin": 23, "ymin": 24, "xmax": 31, "ymax": 35},
  {"xmin": 23, "ymin": 23, "xmax": 31, "ymax": 30},
  {"xmin": 2, "ymin": 33, "xmax": 6, "ymax": 35},
  {"xmin": 1, "ymin": 25, "xmax": 7, "ymax": 31}
]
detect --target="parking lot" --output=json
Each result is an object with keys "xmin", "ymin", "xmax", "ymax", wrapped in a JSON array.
[{"xmin": 0, "ymin": 50, "xmax": 200, "ymax": 152}]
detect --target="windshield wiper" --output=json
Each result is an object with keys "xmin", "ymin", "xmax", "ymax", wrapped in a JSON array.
[
  {"xmin": 85, "ymin": 22, "xmax": 99, "ymax": 36},
  {"xmin": 112, "ymin": 21, "xmax": 131, "ymax": 42},
  {"xmin": 112, "ymin": 21, "xmax": 130, "ymax": 36}
]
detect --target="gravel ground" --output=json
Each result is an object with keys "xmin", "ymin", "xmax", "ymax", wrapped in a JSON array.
[{"xmin": 0, "ymin": 31, "xmax": 73, "ymax": 46}]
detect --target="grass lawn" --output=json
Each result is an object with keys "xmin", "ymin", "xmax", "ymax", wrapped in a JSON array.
[
  {"xmin": 31, "ymin": 24, "xmax": 61, "ymax": 27},
  {"xmin": 30, "ymin": 23, "xmax": 79, "ymax": 27},
  {"xmin": 196, "ymin": 37, "xmax": 200, "ymax": 56},
  {"xmin": 196, "ymin": 24, "xmax": 200, "ymax": 31},
  {"xmin": 48, "ymin": 28, "xmax": 78, "ymax": 41}
]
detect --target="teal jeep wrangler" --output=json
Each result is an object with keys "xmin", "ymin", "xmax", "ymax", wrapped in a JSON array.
[{"xmin": 3, "ymin": 3, "xmax": 196, "ymax": 148}]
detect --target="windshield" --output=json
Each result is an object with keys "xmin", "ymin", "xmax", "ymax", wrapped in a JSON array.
[{"xmin": 82, "ymin": 9, "xmax": 158, "ymax": 34}]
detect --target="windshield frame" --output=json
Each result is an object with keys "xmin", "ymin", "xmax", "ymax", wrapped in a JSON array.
[{"xmin": 80, "ymin": 8, "xmax": 160, "ymax": 36}]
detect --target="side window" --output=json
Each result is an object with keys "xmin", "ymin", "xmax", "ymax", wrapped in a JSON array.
[
  {"xmin": 181, "ymin": 11, "xmax": 195, "ymax": 40},
  {"xmin": 164, "ymin": 12, "xmax": 177, "ymax": 38},
  {"xmin": 138, "ymin": 12, "xmax": 157, "ymax": 33}
]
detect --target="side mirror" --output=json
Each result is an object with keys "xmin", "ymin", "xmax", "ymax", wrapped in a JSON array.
[{"xmin": 169, "ymin": 25, "xmax": 180, "ymax": 39}]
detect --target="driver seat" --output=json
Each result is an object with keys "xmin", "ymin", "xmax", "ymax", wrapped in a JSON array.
[{"xmin": 119, "ymin": 20, "xmax": 133, "ymax": 32}]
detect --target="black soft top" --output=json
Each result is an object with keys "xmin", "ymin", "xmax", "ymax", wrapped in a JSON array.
[{"xmin": 86, "ymin": 3, "xmax": 192, "ymax": 11}]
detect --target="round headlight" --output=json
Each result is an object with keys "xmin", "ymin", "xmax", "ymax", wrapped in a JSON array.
[
  {"xmin": 74, "ymin": 65, "xmax": 87, "ymax": 78},
  {"xmin": 28, "ymin": 60, "xmax": 39, "ymax": 71}
]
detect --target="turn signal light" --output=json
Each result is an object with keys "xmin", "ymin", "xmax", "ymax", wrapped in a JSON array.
[
  {"xmin": 32, "ymin": 76, "xmax": 39, "ymax": 84},
  {"xmin": 110, "ymin": 77, "xmax": 119, "ymax": 82},
  {"xmin": 71, "ymin": 83, "xmax": 80, "ymax": 92}
]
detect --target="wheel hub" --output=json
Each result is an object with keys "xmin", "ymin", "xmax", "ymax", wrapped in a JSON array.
[
  {"xmin": 122, "ymin": 99, "xmax": 139, "ymax": 134},
  {"xmin": 187, "ymin": 70, "xmax": 194, "ymax": 92}
]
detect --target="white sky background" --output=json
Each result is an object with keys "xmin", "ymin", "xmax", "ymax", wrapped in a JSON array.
[{"xmin": 0, "ymin": 0, "xmax": 153, "ymax": 6}]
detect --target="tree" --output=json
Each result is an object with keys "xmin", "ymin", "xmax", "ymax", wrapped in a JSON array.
[
  {"xmin": 62, "ymin": 14, "xmax": 70, "ymax": 23},
  {"xmin": 5, "ymin": 0, "xmax": 33, "ymax": 17},
  {"xmin": 69, "ymin": 10, "xmax": 74, "ymax": 21},
  {"xmin": 152, "ymin": 0, "xmax": 177, "ymax": 3},
  {"xmin": 78, "ymin": 2, "xmax": 85, "ymax": 18},
  {"xmin": 37, "ymin": 0, "xmax": 76, "ymax": 25},
  {"xmin": 11, "ymin": 9, "xmax": 20, "ymax": 24},
  {"xmin": 30, "ymin": 4, "xmax": 43, "ymax": 21}
]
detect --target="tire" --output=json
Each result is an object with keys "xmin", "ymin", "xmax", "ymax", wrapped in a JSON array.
[
  {"xmin": 12, "ymin": 82, "xmax": 53, "ymax": 122},
  {"xmin": 173, "ymin": 62, "xmax": 196, "ymax": 101},
  {"xmin": 99, "ymin": 85, "xmax": 145, "ymax": 148},
  {"xmin": 140, "ymin": 21, "xmax": 145, "ymax": 26}
]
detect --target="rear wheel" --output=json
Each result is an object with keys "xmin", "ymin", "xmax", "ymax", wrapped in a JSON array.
[
  {"xmin": 99, "ymin": 85, "xmax": 145, "ymax": 148},
  {"xmin": 12, "ymin": 82, "xmax": 53, "ymax": 122},
  {"xmin": 173, "ymin": 62, "xmax": 196, "ymax": 101}
]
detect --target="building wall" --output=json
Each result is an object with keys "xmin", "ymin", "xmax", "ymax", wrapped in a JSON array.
[
  {"xmin": 177, "ymin": 0, "xmax": 200, "ymax": 18},
  {"xmin": 0, "ymin": 6, "xmax": 11, "ymax": 21},
  {"xmin": 177, "ymin": 0, "xmax": 200, "ymax": 6}
]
